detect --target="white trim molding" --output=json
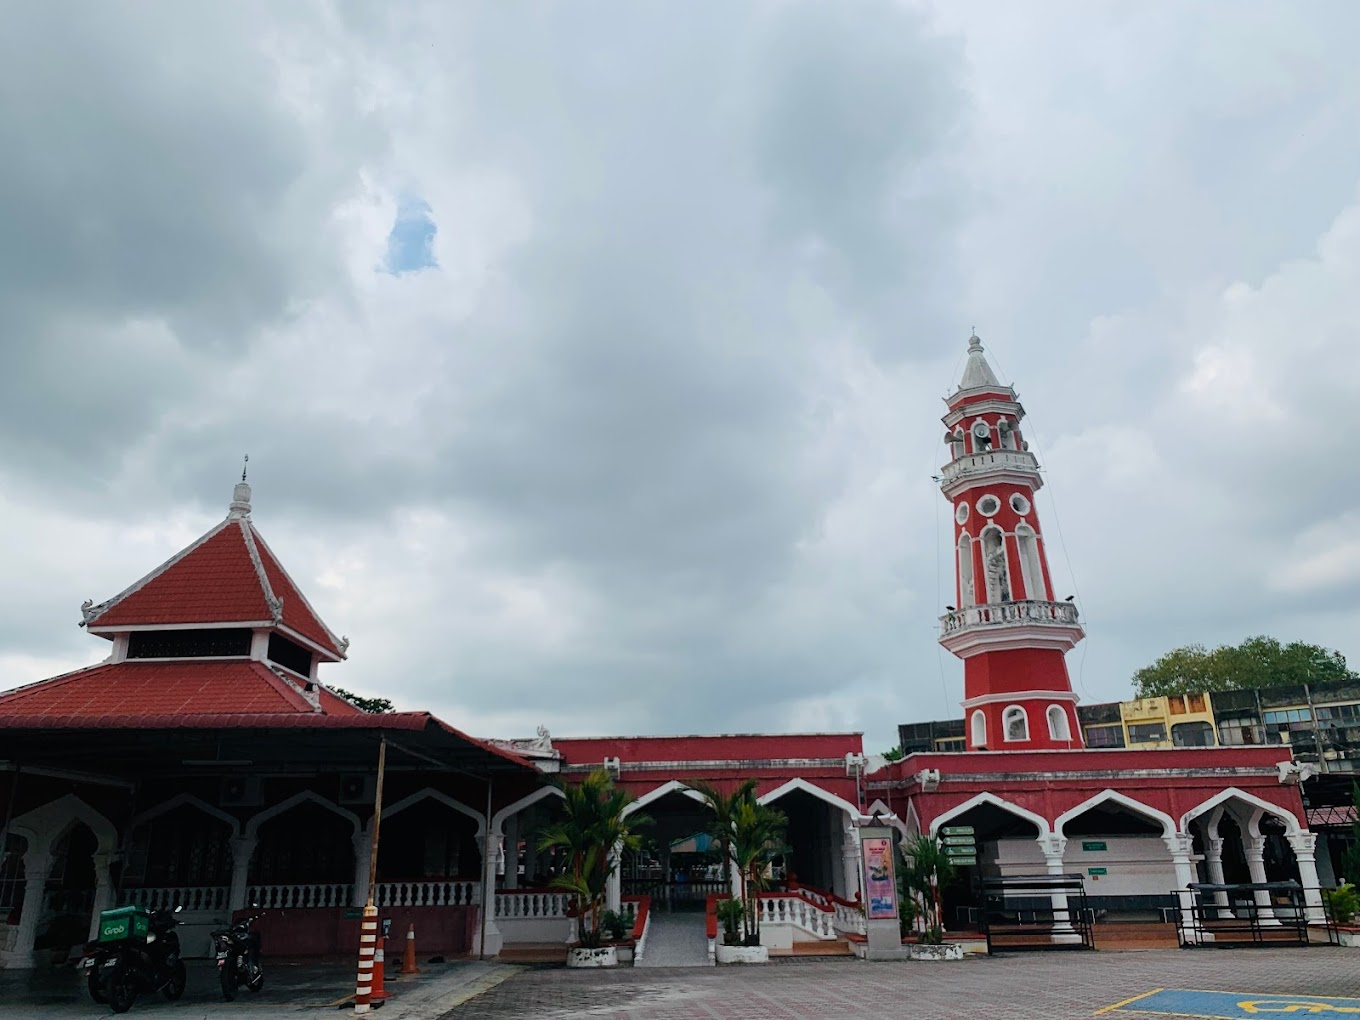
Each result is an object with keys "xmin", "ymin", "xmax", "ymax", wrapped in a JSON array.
[
  {"xmin": 927, "ymin": 791, "xmax": 1052, "ymax": 839},
  {"xmin": 961, "ymin": 690, "xmax": 1079, "ymax": 710},
  {"xmin": 1179, "ymin": 787, "xmax": 1303, "ymax": 837},
  {"xmin": 1053, "ymin": 790, "xmax": 1176, "ymax": 838}
]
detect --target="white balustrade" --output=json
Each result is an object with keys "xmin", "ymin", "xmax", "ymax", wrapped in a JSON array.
[
  {"xmin": 246, "ymin": 883, "xmax": 353, "ymax": 910},
  {"xmin": 939, "ymin": 449, "xmax": 1040, "ymax": 489},
  {"xmin": 494, "ymin": 890, "xmax": 569, "ymax": 919},
  {"xmin": 374, "ymin": 880, "xmax": 478, "ymax": 908},
  {"xmin": 758, "ymin": 895, "xmax": 836, "ymax": 939},
  {"xmin": 939, "ymin": 599, "xmax": 1079, "ymax": 635},
  {"xmin": 788, "ymin": 883, "xmax": 865, "ymax": 935},
  {"xmin": 126, "ymin": 886, "xmax": 229, "ymax": 912}
]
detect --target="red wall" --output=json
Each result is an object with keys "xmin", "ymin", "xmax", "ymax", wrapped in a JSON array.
[
  {"xmin": 964, "ymin": 648, "xmax": 1073, "ymax": 700},
  {"xmin": 233, "ymin": 905, "xmax": 476, "ymax": 959},
  {"xmin": 555, "ymin": 732, "xmax": 863, "ymax": 764}
]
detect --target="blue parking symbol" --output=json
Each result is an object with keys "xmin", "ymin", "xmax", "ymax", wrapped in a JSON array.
[{"xmin": 1101, "ymin": 989, "xmax": 1360, "ymax": 1018}]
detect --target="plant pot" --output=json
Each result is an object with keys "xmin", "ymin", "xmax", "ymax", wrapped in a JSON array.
[
  {"xmin": 715, "ymin": 943, "xmax": 769, "ymax": 964},
  {"xmin": 908, "ymin": 943, "xmax": 964, "ymax": 962},
  {"xmin": 566, "ymin": 946, "xmax": 618, "ymax": 968}
]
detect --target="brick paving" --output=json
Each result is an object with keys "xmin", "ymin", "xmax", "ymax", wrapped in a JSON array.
[{"xmin": 441, "ymin": 947, "xmax": 1360, "ymax": 1019}]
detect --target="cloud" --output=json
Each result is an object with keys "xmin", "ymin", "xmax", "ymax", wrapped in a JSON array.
[{"xmin": 4, "ymin": 1, "xmax": 1360, "ymax": 756}]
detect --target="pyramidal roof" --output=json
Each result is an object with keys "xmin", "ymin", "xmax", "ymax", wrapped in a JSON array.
[
  {"xmin": 957, "ymin": 333, "xmax": 1003, "ymax": 391},
  {"xmin": 81, "ymin": 481, "xmax": 348, "ymax": 661}
]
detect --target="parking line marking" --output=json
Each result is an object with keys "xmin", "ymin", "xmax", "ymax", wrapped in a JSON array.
[{"xmin": 1097, "ymin": 990, "xmax": 1164, "ymax": 1015}]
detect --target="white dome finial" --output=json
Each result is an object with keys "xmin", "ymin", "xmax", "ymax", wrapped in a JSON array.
[
  {"xmin": 968, "ymin": 331, "xmax": 984, "ymax": 354},
  {"xmin": 228, "ymin": 455, "xmax": 252, "ymax": 518}
]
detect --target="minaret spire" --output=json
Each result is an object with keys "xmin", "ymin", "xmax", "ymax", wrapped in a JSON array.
[{"xmin": 228, "ymin": 455, "xmax": 252, "ymax": 519}]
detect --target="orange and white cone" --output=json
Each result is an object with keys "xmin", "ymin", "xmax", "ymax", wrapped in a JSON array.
[
  {"xmin": 370, "ymin": 940, "xmax": 389, "ymax": 1002},
  {"xmin": 354, "ymin": 904, "xmax": 378, "ymax": 1014},
  {"xmin": 401, "ymin": 923, "xmax": 420, "ymax": 975}
]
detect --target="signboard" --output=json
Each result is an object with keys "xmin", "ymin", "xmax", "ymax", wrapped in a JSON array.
[
  {"xmin": 944, "ymin": 843, "xmax": 977, "ymax": 856},
  {"xmin": 861, "ymin": 836, "xmax": 899, "ymax": 920},
  {"xmin": 948, "ymin": 855, "xmax": 977, "ymax": 867},
  {"xmin": 343, "ymin": 908, "xmax": 363, "ymax": 920},
  {"xmin": 943, "ymin": 834, "xmax": 975, "ymax": 846},
  {"xmin": 1082, "ymin": 840, "xmax": 1108, "ymax": 852},
  {"xmin": 940, "ymin": 826, "xmax": 975, "ymax": 836},
  {"xmin": 1088, "ymin": 867, "xmax": 1107, "ymax": 876}
]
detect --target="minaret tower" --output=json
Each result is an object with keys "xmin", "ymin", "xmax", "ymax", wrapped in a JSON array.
[{"xmin": 938, "ymin": 334, "xmax": 1084, "ymax": 751}]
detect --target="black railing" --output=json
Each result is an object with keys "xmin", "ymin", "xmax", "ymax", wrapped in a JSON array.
[
  {"xmin": 979, "ymin": 874, "xmax": 1095, "ymax": 953},
  {"xmin": 1174, "ymin": 882, "xmax": 1328, "ymax": 948}
]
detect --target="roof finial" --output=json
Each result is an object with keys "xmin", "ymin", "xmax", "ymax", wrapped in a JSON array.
[
  {"xmin": 228, "ymin": 457, "xmax": 253, "ymax": 519},
  {"xmin": 968, "ymin": 330, "xmax": 984, "ymax": 354}
]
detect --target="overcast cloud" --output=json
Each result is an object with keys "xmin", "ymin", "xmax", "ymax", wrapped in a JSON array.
[{"xmin": 3, "ymin": 0, "xmax": 1359, "ymax": 752}]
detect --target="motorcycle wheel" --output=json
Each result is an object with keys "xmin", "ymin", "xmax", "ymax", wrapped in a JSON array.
[
  {"xmin": 163, "ymin": 959, "xmax": 187, "ymax": 1001},
  {"xmin": 104, "ymin": 965, "xmax": 137, "ymax": 1015},
  {"xmin": 87, "ymin": 968, "xmax": 106, "ymax": 1004},
  {"xmin": 220, "ymin": 962, "xmax": 239, "ymax": 1001}
]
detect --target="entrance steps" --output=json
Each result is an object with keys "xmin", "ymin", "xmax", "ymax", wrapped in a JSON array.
[{"xmin": 636, "ymin": 912, "xmax": 712, "ymax": 968}]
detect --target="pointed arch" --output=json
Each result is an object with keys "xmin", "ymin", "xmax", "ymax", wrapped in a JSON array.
[
  {"xmin": 759, "ymin": 778, "xmax": 863, "ymax": 821},
  {"xmin": 491, "ymin": 785, "xmax": 565, "ymax": 832},
  {"xmin": 1054, "ymin": 790, "xmax": 1176, "ymax": 838},
  {"xmin": 129, "ymin": 793, "xmax": 241, "ymax": 838},
  {"xmin": 1179, "ymin": 787, "xmax": 1302, "ymax": 836},
  {"xmin": 980, "ymin": 524, "xmax": 1011, "ymax": 603},
  {"xmin": 1046, "ymin": 704, "xmax": 1072, "ymax": 741},
  {"xmin": 371, "ymin": 788, "xmax": 485, "ymax": 838},
  {"xmin": 1003, "ymin": 704, "xmax": 1030, "ymax": 742},
  {"xmin": 957, "ymin": 534, "xmax": 976, "ymax": 608},
  {"xmin": 927, "ymin": 791, "xmax": 1051, "ymax": 838},
  {"xmin": 244, "ymin": 790, "xmax": 361, "ymax": 839},
  {"xmin": 621, "ymin": 780, "xmax": 708, "ymax": 818},
  {"xmin": 9, "ymin": 794, "xmax": 119, "ymax": 855}
]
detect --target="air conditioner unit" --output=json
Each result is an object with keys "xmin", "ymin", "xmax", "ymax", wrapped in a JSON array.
[
  {"xmin": 845, "ymin": 752, "xmax": 867, "ymax": 777},
  {"xmin": 603, "ymin": 756, "xmax": 622, "ymax": 778},
  {"xmin": 339, "ymin": 775, "xmax": 377, "ymax": 805},
  {"xmin": 220, "ymin": 776, "xmax": 263, "ymax": 807},
  {"xmin": 915, "ymin": 768, "xmax": 941, "ymax": 792}
]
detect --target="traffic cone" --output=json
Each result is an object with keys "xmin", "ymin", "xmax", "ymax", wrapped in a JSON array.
[
  {"xmin": 401, "ymin": 923, "xmax": 420, "ymax": 975},
  {"xmin": 370, "ymin": 940, "xmax": 389, "ymax": 1002}
]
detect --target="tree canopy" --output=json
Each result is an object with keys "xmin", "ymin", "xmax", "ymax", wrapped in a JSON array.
[
  {"xmin": 1132, "ymin": 636, "xmax": 1357, "ymax": 698},
  {"xmin": 331, "ymin": 687, "xmax": 394, "ymax": 713}
]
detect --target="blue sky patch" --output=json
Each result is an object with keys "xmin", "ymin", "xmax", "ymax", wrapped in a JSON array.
[{"xmin": 383, "ymin": 197, "xmax": 437, "ymax": 275}]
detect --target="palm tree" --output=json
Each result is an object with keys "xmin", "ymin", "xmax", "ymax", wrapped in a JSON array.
[
  {"xmin": 690, "ymin": 779, "xmax": 758, "ymax": 895},
  {"xmin": 901, "ymin": 834, "xmax": 955, "ymax": 943},
  {"xmin": 730, "ymin": 796, "xmax": 788, "ymax": 946},
  {"xmin": 536, "ymin": 770, "xmax": 652, "ymax": 947}
]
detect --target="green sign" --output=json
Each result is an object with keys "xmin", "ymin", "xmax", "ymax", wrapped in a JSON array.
[
  {"xmin": 944, "ymin": 843, "xmax": 977, "ymax": 857},
  {"xmin": 344, "ymin": 908, "xmax": 363, "ymax": 920},
  {"xmin": 1082, "ymin": 840, "xmax": 1108, "ymax": 852},
  {"xmin": 940, "ymin": 826, "xmax": 975, "ymax": 836},
  {"xmin": 1088, "ymin": 867, "xmax": 1107, "ymax": 876},
  {"xmin": 943, "ymin": 834, "xmax": 975, "ymax": 846},
  {"xmin": 948, "ymin": 855, "xmax": 978, "ymax": 867}
]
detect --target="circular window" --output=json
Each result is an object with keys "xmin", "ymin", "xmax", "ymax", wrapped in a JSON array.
[
  {"xmin": 1010, "ymin": 493, "xmax": 1031, "ymax": 515},
  {"xmin": 976, "ymin": 495, "xmax": 1000, "ymax": 517},
  {"xmin": 955, "ymin": 502, "xmax": 969, "ymax": 525}
]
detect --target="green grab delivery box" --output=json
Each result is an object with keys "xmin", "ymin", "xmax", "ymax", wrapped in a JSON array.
[{"xmin": 98, "ymin": 906, "xmax": 151, "ymax": 944}]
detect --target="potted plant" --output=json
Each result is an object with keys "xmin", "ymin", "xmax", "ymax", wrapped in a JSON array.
[
  {"xmin": 1326, "ymin": 881, "xmax": 1360, "ymax": 941},
  {"xmin": 901, "ymin": 835, "xmax": 964, "ymax": 961},
  {"xmin": 537, "ymin": 770, "xmax": 651, "ymax": 967}
]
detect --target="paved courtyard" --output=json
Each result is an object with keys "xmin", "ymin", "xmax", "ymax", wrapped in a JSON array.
[{"xmin": 442, "ymin": 947, "xmax": 1360, "ymax": 1020}]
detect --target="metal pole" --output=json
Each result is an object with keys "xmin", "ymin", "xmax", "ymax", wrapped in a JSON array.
[
  {"xmin": 479, "ymin": 777, "xmax": 493, "ymax": 961},
  {"xmin": 367, "ymin": 737, "xmax": 388, "ymax": 908}
]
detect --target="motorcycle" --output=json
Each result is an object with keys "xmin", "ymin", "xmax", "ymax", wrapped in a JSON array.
[
  {"xmin": 211, "ymin": 909, "xmax": 264, "ymax": 1001},
  {"xmin": 82, "ymin": 905, "xmax": 186, "ymax": 1014}
]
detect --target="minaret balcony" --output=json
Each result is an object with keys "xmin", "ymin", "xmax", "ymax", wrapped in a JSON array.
[
  {"xmin": 939, "ymin": 599, "xmax": 1084, "ymax": 656},
  {"xmin": 939, "ymin": 449, "xmax": 1041, "ymax": 499}
]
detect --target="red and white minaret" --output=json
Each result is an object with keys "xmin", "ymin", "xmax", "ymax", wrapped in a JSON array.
[{"xmin": 938, "ymin": 334, "xmax": 1084, "ymax": 751}]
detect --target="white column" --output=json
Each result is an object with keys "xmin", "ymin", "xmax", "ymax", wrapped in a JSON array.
[
  {"xmin": 523, "ymin": 821, "xmax": 539, "ymax": 887},
  {"xmin": 1286, "ymin": 832, "xmax": 1326, "ymax": 924},
  {"xmin": 606, "ymin": 844, "xmax": 622, "ymax": 913},
  {"xmin": 10, "ymin": 848, "xmax": 54, "ymax": 968},
  {"xmin": 228, "ymin": 836, "xmax": 256, "ymax": 912},
  {"xmin": 352, "ymin": 831, "xmax": 372, "ymax": 907},
  {"xmin": 472, "ymin": 823, "xmax": 502, "ymax": 956},
  {"xmin": 840, "ymin": 824, "xmax": 862, "ymax": 903},
  {"xmin": 1205, "ymin": 839, "xmax": 1235, "ymax": 919},
  {"xmin": 1039, "ymin": 835, "xmax": 1080, "ymax": 942},
  {"xmin": 86, "ymin": 851, "xmax": 118, "ymax": 941},
  {"xmin": 1244, "ymin": 836, "xmax": 1280, "ymax": 926},
  {"xmin": 1164, "ymin": 833, "xmax": 1200, "ymax": 943},
  {"xmin": 503, "ymin": 815, "xmax": 520, "ymax": 890}
]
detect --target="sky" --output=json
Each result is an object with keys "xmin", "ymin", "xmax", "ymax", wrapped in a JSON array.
[{"xmin": 3, "ymin": 0, "xmax": 1360, "ymax": 754}]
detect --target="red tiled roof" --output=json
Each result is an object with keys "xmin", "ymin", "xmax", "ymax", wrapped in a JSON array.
[
  {"xmin": 317, "ymin": 686, "xmax": 363, "ymax": 715},
  {"xmin": 0, "ymin": 660, "xmax": 316, "ymax": 718},
  {"xmin": 91, "ymin": 524, "xmax": 272, "ymax": 627},
  {"xmin": 83, "ymin": 517, "xmax": 345, "ymax": 660},
  {"xmin": 250, "ymin": 529, "xmax": 345, "ymax": 656}
]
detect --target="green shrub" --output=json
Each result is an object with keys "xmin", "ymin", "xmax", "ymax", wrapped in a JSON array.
[
  {"xmin": 716, "ymin": 898, "xmax": 744, "ymax": 947},
  {"xmin": 1326, "ymin": 882, "xmax": 1360, "ymax": 925},
  {"xmin": 600, "ymin": 909, "xmax": 630, "ymax": 942}
]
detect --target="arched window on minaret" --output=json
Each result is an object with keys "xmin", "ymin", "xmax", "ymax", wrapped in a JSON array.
[
  {"xmin": 1047, "ymin": 705, "xmax": 1072, "ymax": 741},
  {"xmin": 957, "ymin": 534, "xmax": 976, "ymax": 608},
  {"xmin": 970, "ymin": 710, "xmax": 987, "ymax": 748},
  {"xmin": 997, "ymin": 417, "xmax": 1017, "ymax": 450},
  {"xmin": 1003, "ymin": 705, "xmax": 1029, "ymax": 742},
  {"xmin": 970, "ymin": 419, "xmax": 992, "ymax": 453},
  {"xmin": 1015, "ymin": 524, "xmax": 1048, "ymax": 602},
  {"xmin": 951, "ymin": 427, "xmax": 965, "ymax": 460},
  {"xmin": 980, "ymin": 526, "xmax": 1011, "ymax": 603}
]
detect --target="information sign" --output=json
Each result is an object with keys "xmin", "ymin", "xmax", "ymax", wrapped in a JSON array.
[
  {"xmin": 1088, "ymin": 867, "xmax": 1108, "ymax": 876},
  {"xmin": 861, "ymin": 836, "xmax": 899, "ymax": 921},
  {"xmin": 1082, "ymin": 840, "xmax": 1108, "ymax": 852}
]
